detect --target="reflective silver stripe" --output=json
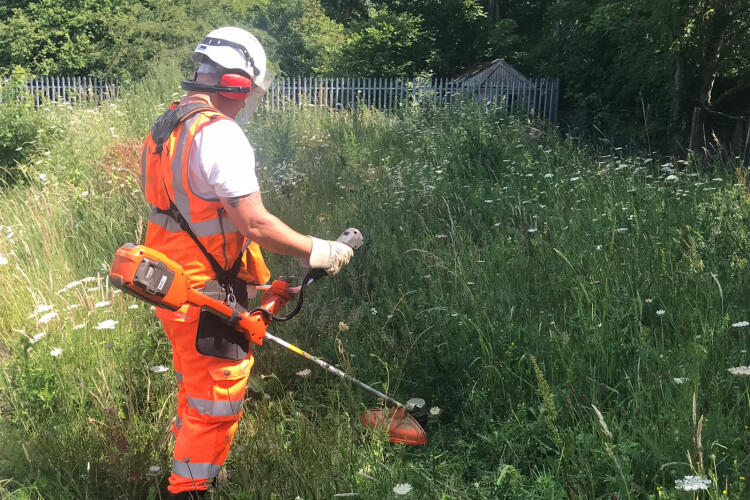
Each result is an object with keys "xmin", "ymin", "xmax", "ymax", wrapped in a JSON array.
[
  {"xmin": 140, "ymin": 145, "xmax": 148, "ymax": 195},
  {"xmin": 148, "ymin": 208, "xmax": 239, "ymax": 238},
  {"xmin": 170, "ymin": 115, "xmax": 199, "ymax": 224},
  {"xmin": 172, "ymin": 460, "xmax": 222, "ymax": 480},
  {"xmin": 148, "ymin": 209, "xmax": 182, "ymax": 233},
  {"xmin": 175, "ymin": 370, "xmax": 184, "ymax": 383},
  {"xmin": 186, "ymin": 395, "xmax": 244, "ymax": 417},
  {"xmin": 176, "ymin": 416, "xmax": 183, "ymax": 430}
]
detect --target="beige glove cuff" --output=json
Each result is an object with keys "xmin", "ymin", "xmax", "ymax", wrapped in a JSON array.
[{"xmin": 307, "ymin": 236, "xmax": 331, "ymax": 269}]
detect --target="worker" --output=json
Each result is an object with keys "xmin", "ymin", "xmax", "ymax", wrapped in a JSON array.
[{"xmin": 139, "ymin": 27, "xmax": 353, "ymax": 499}]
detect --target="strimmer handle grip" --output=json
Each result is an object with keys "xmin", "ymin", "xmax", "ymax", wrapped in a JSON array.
[{"xmin": 307, "ymin": 228, "xmax": 363, "ymax": 282}]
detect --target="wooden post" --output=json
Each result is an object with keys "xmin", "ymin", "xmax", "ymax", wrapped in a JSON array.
[{"xmin": 688, "ymin": 106, "xmax": 701, "ymax": 152}]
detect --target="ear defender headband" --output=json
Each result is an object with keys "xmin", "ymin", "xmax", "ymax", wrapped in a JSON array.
[{"xmin": 180, "ymin": 72, "xmax": 253, "ymax": 100}]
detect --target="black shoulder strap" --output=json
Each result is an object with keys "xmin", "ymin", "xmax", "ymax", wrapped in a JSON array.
[
  {"xmin": 150, "ymin": 102, "xmax": 217, "ymax": 154},
  {"xmin": 150, "ymin": 102, "xmax": 247, "ymax": 286}
]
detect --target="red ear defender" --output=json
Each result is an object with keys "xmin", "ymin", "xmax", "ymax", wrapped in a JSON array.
[{"xmin": 218, "ymin": 73, "xmax": 253, "ymax": 100}]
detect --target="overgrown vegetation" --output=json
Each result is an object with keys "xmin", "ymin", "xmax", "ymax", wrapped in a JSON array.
[
  {"xmin": 2, "ymin": 0, "xmax": 748, "ymax": 141},
  {"xmin": 2, "ymin": 66, "xmax": 750, "ymax": 499}
]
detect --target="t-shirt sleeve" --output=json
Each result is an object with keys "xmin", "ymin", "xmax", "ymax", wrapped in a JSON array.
[{"xmin": 196, "ymin": 119, "xmax": 260, "ymax": 198}]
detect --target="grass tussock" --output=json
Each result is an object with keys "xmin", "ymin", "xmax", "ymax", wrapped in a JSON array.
[{"xmin": 2, "ymin": 68, "xmax": 750, "ymax": 499}]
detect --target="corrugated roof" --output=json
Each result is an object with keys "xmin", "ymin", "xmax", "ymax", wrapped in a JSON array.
[{"xmin": 455, "ymin": 58, "xmax": 528, "ymax": 84}]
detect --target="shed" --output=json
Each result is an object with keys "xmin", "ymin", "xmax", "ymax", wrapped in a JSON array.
[{"xmin": 454, "ymin": 58, "xmax": 529, "ymax": 89}]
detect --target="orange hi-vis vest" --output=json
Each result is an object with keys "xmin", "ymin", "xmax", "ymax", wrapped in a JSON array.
[{"xmin": 141, "ymin": 101, "xmax": 270, "ymax": 292}]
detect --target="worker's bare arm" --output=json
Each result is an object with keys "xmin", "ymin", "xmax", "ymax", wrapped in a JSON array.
[{"xmin": 220, "ymin": 191, "xmax": 312, "ymax": 258}]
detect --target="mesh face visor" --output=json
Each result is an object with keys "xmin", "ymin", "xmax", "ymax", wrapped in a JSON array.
[{"xmin": 236, "ymin": 71, "xmax": 274, "ymax": 125}]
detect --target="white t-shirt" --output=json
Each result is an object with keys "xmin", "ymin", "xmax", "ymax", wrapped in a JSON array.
[{"xmin": 186, "ymin": 119, "xmax": 259, "ymax": 200}]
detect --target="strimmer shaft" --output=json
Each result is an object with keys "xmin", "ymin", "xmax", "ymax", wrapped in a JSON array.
[{"xmin": 264, "ymin": 332, "xmax": 404, "ymax": 409}]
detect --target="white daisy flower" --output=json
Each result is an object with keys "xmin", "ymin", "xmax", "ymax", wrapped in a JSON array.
[
  {"xmin": 95, "ymin": 320, "xmax": 118, "ymax": 330},
  {"xmin": 50, "ymin": 347, "xmax": 63, "ymax": 357},
  {"xmin": 656, "ymin": 310, "xmax": 666, "ymax": 316},
  {"xmin": 429, "ymin": 406, "xmax": 441, "ymax": 416},
  {"xmin": 393, "ymin": 483, "xmax": 413, "ymax": 495},
  {"xmin": 149, "ymin": 365, "xmax": 169, "ymax": 373},
  {"xmin": 675, "ymin": 475, "xmax": 711, "ymax": 491},
  {"xmin": 673, "ymin": 377, "xmax": 688, "ymax": 384},
  {"xmin": 732, "ymin": 321, "xmax": 749, "ymax": 328},
  {"xmin": 296, "ymin": 369, "xmax": 312, "ymax": 378},
  {"xmin": 94, "ymin": 301, "xmax": 110, "ymax": 308}
]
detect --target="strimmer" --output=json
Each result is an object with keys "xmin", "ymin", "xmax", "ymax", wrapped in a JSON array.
[{"xmin": 109, "ymin": 228, "xmax": 427, "ymax": 445}]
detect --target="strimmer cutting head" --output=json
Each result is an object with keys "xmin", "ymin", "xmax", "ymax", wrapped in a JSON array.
[{"xmin": 360, "ymin": 398, "xmax": 428, "ymax": 446}]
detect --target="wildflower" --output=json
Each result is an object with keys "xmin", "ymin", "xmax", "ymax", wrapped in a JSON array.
[
  {"xmin": 28, "ymin": 304, "xmax": 54, "ymax": 318},
  {"xmin": 129, "ymin": 304, "xmax": 138, "ymax": 310},
  {"xmin": 665, "ymin": 175, "xmax": 678, "ymax": 181},
  {"xmin": 296, "ymin": 369, "xmax": 311, "ymax": 378},
  {"xmin": 0, "ymin": 254, "xmax": 8, "ymax": 266},
  {"xmin": 66, "ymin": 304, "xmax": 80, "ymax": 311},
  {"xmin": 645, "ymin": 298, "xmax": 653, "ymax": 303},
  {"xmin": 728, "ymin": 366, "xmax": 750, "ymax": 376},
  {"xmin": 73, "ymin": 324, "xmax": 86, "ymax": 330},
  {"xmin": 38, "ymin": 173, "xmax": 47, "ymax": 182},
  {"xmin": 484, "ymin": 199, "xmax": 493, "ymax": 203},
  {"xmin": 338, "ymin": 321, "xmax": 350, "ymax": 331},
  {"xmin": 429, "ymin": 406, "xmax": 441, "ymax": 416},
  {"xmin": 80, "ymin": 191, "xmax": 89, "ymax": 198},
  {"xmin": 94, "ymin": 301, "xmax": 110, "ymax": 308},
  {"xmin": 38, "ymin": 311, "xmax": 57, "ymax": 324},
  {"xmin": 732, "ymin": 321, "xmax": 749, "ymax": 328},
  {"xmin": 674, "ymin": 475, "xmax": 711, "ymax": 491},
  {"xmin": 615, "ymin": 228, "xmax": 628, "ymax": 233},
  {"xmin": 435, "ymin": 234, "xmax": 448, "ymax": 239},
  {"xmin": 58, "ymin": 280, "xmax": 82, "ymax": 293},
  {"xmin": 595, "ymin": 245, "xmax": 602, "ymax": 251},
  {"xmin": 150, "ymin": 365, "xmax": 169, "ymax": 373},
  {"xmin": 30, "ymin": 332, "xmax": 46, "ymax": 344},
  {"xmin": 393, "ymin": 483, "xmax": 413, "ymax": 495},
  {"xmin": 544, "ymin": 173, "xmax": 554, "ymax": 178},
  {"xmin": 528, "ymin": 228, "xmax": 538, "ymax": 233},
  {"xmin": 95, "ymin": 320, "xmax": 118, "ymax": 330},
  {"xmin": 371, "ymin": 308, "xmax": 378, "ymax": 315},
  {"xmin": 656, "ymin": 310, "xmax": 666, "ymax": 316},
  {"xmin": 673, "ymin": 377, "xmax": 688, "ymax": 384},
  {"xmin": 149, "ymin": 465, "xmax": 161, "ymax": 474},
  {"xmin": 50, "ymin": 347, "xmax": 63, "ymax": 357}
]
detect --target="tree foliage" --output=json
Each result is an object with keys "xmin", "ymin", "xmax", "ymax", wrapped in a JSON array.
[{"xmin": 0, "ymin": 0, "xmax": 748, "ymax": 142}]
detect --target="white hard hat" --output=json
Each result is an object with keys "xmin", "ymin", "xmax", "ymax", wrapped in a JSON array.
[{"xmin": 192, "ymin": 27, "xmax": 271, "ymax": 93}]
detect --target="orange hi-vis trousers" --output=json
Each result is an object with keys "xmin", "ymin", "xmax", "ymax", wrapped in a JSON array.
[{"xmin": 160, "ymin": 308, "xmax": 253, "ymax": 494}]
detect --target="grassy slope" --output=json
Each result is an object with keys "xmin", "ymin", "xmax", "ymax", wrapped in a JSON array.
[{"xmin": 1, "ymin": 76, "xmax": 750, "ymax": 499}]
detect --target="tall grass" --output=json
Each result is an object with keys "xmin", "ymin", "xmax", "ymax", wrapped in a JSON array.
[{"xmin": 1, "ymin": 68, "xmax": 750, "ymax": 499}]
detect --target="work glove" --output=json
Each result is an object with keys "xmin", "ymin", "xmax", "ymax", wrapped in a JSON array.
[{"xmin": 300, "ymin": 236, "xmax": 354, "ymax": 276}]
